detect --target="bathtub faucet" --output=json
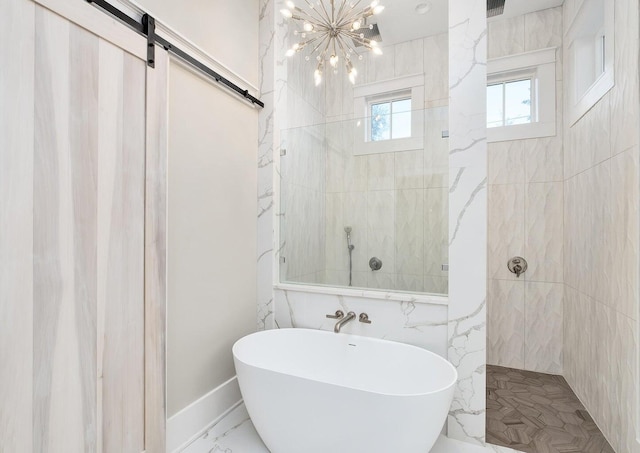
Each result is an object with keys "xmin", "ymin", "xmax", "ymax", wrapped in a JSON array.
[{"xmin": 334, "ymin": 311, "xmax": 356, "ymax": 333}]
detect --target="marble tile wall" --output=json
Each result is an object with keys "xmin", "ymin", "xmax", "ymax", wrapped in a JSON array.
[
  {"xmin": 257, "ymin": 0, "xmax": 327, "ymax": 329},
  {"xmin": 562, "ymin": 0, "xmax": 640, "ymax": 451},
  {"xmin": 486, "ymin": 7, "xmax": 565, "ymax": 376},
  {"xmin": 447, "ymin": 0, "xmax": 487, "ymax": 444},
  {"xmin": 322, "ymin": 32, "xmax": 450, "ymax": 295},
  {"xmin": 259, "ymin": 0, "xmax": 489, "ymax": 445},
  {"xmin": 273, "ymin": 288, "xmax": 449, "ymax": 358}
]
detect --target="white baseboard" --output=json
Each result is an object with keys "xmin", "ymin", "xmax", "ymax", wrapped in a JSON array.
[{"xmin": 167, "ymin": 376, "xmax": 242, "ymax": 452}]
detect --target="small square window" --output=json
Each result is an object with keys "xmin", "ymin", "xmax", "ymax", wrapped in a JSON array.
[
  {"xmin": 370, "ymin": 96, "xmax": 412, "ymax": 142},
  {"xmin": 487, "ymin": 78, "xmax": 532, "ymax": 128}
]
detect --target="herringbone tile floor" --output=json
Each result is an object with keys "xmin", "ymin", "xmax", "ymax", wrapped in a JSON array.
[{"xmin": 487, "ymin": 365, "xmax": 615, "ymax": 453}]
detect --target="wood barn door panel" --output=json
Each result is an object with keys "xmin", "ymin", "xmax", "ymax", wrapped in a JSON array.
[
  {"xmin": 0, "ymin": 0, "xmax": 35, "ymax": 451},
  {"xmin": 28, "ymin": 3, "xmax": 153, "ymax": 452}
]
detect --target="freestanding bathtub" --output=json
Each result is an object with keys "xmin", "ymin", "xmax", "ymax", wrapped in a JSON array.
[{"xmin": 233, "ymin": 328, "xmax": 457, "ymax": 453}]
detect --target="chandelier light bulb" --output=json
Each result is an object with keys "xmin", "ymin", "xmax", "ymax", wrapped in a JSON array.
[
  {"xmin": 370, "ymin": 0, "xmax": 379, "ymax": 7},
  {"xmin": 314, "ymin": 68, "xmax": 323, "ymax": 86},
  {"xmin": 303, "ymin": 22, "xmax": 314, "ymax": 32},
  {"xmin": 372, "ymin": 46, "xmax": 383, "ymax": 55},
  {"xmin": 280, "ymin": 8, "xmax": 293, "ymax": 18},
  {"xmin": 287, "ymin": 1, "xmax": 295, "ymax": 8},
  {"xmin": 373, "ymin": 5, "xmax": 385, "ymax": 14},
  {"xmin": 329, "ymin": 54, "xmax": 339, "ymax": 67},
  {"xmin": 286, "ymin": 49, "xmax": 295, "ymax": 57},
  {"xmin": 352, "ymin": 20, "xmax": 362, "ymax": 30}
]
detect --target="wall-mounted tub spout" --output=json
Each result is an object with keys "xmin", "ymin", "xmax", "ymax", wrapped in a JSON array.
[
  {"xmin": 345, "ymin": 226, "xmax": 355, "ymax": 286},
  {"xmin": 334, "ymin": 311, "xmax": 356, "ymax": 333}
]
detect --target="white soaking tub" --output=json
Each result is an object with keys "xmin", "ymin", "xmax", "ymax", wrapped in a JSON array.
[{"xmin": 233, "ymin": 328, "xmax": 457, "ymax": 453}]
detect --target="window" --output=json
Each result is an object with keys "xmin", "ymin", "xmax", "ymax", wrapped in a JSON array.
[
  {"xmin": 487, "ymin": 78, "xmax": 533, "ymax": 128},
  {"xmin": 566, "ymin": 0, "xmax": 613, "ymax": 124},
  {"xmin": 370, "ymin": 97, "xmax": 412, "ymax": 141},
  {"xmin": 353, "ymin": 74, "xmax": 424, "ymax": 155},
  {"xmin": 487, "ymin": 47, "xmax": 557, "ymax": 142}
]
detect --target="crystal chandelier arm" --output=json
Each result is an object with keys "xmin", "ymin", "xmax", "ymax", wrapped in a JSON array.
[
  {"xmin": 335, "ymin": 0, "xmax": 349, "ymax": 23},
  {"xmin": 309, "ymin": 33, "xmax": 331, "ymax": 55},
  {"xmin": 343, "ymin": 30, "xmax": 376, "ymax": 47},
  {"xmin": 295, "ymin": 0, "xmax": 331, "ymax": 26},
  {"xmin": 335, "ymin": 0, "xmax": 365, "ymax": 28},
  {"xmin": 289, "ymin": 9, "xmax": 324, "ymax": 26},
  {"xmin": 336, "ymin": 34, "xmax": 356, "ymax": 57},
  {"xmin": 316, "ymin": 0, "xmax": 333, "ymax": 25},
  {"xmin": 335, "ymin": 35, "xmax": 349, "ymax": 59}
]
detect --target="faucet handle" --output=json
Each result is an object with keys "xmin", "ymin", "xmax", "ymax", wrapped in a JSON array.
[
  {"xmin": 326, "ymin": 310, "xmax": 344, "ymax": 319},
  {"xmin": 359, "ymin": 313, "xmax": 372, "ymax": 324}
]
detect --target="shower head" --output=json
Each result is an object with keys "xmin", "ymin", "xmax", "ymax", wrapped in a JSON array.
[{"xmin": 344, "ymin": 226, "xmax": 352, "ymax": 234}]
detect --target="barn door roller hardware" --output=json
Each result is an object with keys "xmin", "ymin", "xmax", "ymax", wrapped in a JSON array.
[{"xmin": 85, "ymin": 0, "xmax": 264, "ymax": 107}]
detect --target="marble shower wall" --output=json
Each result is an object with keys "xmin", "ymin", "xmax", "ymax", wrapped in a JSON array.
[
  {"xmin": 562, "ymin": 0, "xmax": 640, "ymax": 451},
  {"xmin": 257, "ymin": 0, "xmax": 327, "ymax": 329},
  {"xmin": 322, "ymin": 33, "xmax": 450, "ymax": 294},
  {"xmin": 486, "ymin": 7, "xmax": 565, "ymax": 375},
  {"xmin": 260, "ymin": 0, "xmax": 489, "ymax": 445},
  {"xmin": 280, "ymin": 123, "xmax": 326, "ymax": 284}
]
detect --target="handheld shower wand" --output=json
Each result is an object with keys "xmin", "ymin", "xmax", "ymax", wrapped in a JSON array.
[{"xmin": 344, "ymin": 226, "xmax": 355, "ymax": 286}]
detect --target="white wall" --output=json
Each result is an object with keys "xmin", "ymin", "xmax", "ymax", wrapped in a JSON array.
[
  {"xmin": 129, "ymin": 0, "xmax": 260, "ymax": 421},
  {"xmin": 168, "ymin": 62, "xmax": 258, "ymax": 417},
  {"xmin": 134, "ymin": 0, "xmax": 259, "ymax": 86}
]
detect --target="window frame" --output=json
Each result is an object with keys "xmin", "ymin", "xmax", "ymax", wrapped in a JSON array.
[
  {"xmin": 353, "ymin": 74, "xmax": 424, "ymax": 155},
  {"xmin": 487, "ymin": 73, "xmax": 536, "ymax": 129},
  {"xmin": 566, "ymin": 0, "xmax": 614, "ymax": 125},
  {"xmin": 367, "ymin": 91, "xmax": 412, "ymax": 142},
  {"xmin": 487, "ymin": 47, "xmax": 557, "ymax": 143}
]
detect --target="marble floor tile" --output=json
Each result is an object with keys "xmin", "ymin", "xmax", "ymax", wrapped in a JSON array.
[{"xmin": 181, "ymin": 403, "xmax": 523, "ymax": 453}]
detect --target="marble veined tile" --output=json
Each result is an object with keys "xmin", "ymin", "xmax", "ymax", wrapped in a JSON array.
[
  {"xmin": 394, "ymin": 39, "xmax": 424, "ymax": 77},
  {"xmin": 524, "ymin": 182, "xmax": 563, "ymax": 283},
  {"xmin": 523, "ymin": 7, "xmax": 562, "ymax": 52},
  {"xmin": 182, "ymin": 402, "xmax": 524, "ymax": 453},
  {"xmin": 524, "ymin": 282, "xmax": 562, "ymax": 374},
  {"xmin": 488, "ymin": 141, "xmax": 525, "ymax": 185},
  {"xmin": 367, "ymin": 153, "xmax": 395, "ymax": 191},
  {"xmin": 488, "ymin": 184, "xmax": 525, "ymax": 280},
  {"xmin": 365, "ymin": 44, "xmax": 395, "ymax": 83},
  {"xmin": 610, "ymin": 149, "xmax": 639, "ymax": 320},
  {"xmin": 611, "ymin": 0, "xmax": 640, "ymax": 156},
  {"xmin": 396, "ymin": 150, "xmax": 425, "ymax": 189},
  {"xmin": 396, "ymin": 189, "xmax": 425, "ymax": 275},
  {"xmin": 423, "ymin": 33, "xmax": 449, "ymax": 104},
  {"xmin": 180, "ymin": 404, "xmax": 268, "ymax": 453},
  {"xmin": 488, "ymin": 16, "xmax": 524, "ymax": 59},
  {"xmin": 487, "ymin": 279, "xmax": 525, "ymax": 369},
  {"xmin": 524, "ymin": 135, "xmax": 563, "ymax": 183}
]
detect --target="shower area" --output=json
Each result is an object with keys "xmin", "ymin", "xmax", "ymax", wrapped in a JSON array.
[{"xmin": 279, "ymin": 107, "xmax": 449, "ymax": 295}]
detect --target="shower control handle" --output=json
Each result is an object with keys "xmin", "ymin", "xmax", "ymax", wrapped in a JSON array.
[
  {"xmin": 369, "ymin": 257, "xmax": 382, "ymax": 271},
  {"xmin": 507, "ymin": 257, "xmax": 528, "ymax": 278},
  {"xmin": 326, "ymin": 310, "xmax": 344, "ymax": 319}
]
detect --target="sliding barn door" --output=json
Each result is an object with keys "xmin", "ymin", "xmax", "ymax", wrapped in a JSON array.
[{"xmin": 0, "ymin": 0, "xmax": 167, "ymax": 451}]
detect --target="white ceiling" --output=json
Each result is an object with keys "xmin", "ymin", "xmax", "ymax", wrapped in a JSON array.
[{"xmin": 375, "ymin": 0, "xmax": 564, "ymax": 46}]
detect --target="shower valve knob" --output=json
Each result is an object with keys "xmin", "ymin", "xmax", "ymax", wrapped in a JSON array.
[
  {"xmin": 369, "ymin": 257, "xmax": 382, "ymax": 271},
  {"xmin": 507, "ymin": 257, "xmax": 528, "ymax": 278}
]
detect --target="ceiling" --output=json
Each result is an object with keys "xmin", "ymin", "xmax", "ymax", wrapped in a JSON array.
[{"xmin": 374, "ymin": 0, "xmax": 564, "ymax": 46}]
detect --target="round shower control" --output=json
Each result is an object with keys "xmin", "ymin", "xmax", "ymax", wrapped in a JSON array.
[{"xmin": 369, "ymin": 257, "xmax": 383, "ymax": 271}]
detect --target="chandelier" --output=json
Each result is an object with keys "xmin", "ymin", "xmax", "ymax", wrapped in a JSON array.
[{"xmin": 281, "ymin": 0, "xmax": 385, "ymax": 85}]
